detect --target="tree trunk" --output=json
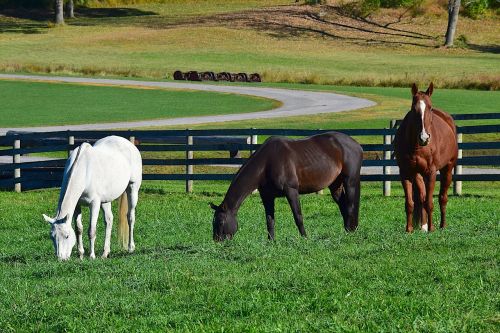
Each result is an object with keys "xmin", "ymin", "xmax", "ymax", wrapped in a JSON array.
[
  {"xmin": 55, "ymin": 0, "xmax": 64, "ymax": 24},
  {"xmin": 444, "ymin": 0, "xmax": 461, "ymax": 47},
  {"xmin": 67, "ymin": 0, "xmax": 75, "ymax": 19}
]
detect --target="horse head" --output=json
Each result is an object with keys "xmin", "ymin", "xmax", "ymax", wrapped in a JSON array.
[
  {"xmin": 43, "ymin": 214, "xmax": 76, "ymax": 260},
  {"xmin": 210, "ymin": 202, "xmax": 238, "ymax": 242},
  {"xmin": 411, "ymin": 83, "xmax": 434, "ymax": 146}
]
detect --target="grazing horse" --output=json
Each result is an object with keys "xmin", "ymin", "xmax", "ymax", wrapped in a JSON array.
[
  {"xmin": 394, "ymin": 83, "xmax": 458, "ymax": 232},
  {"xmin": 211, "ymin": 132, "xmax": 363, "ymax": 241},
  {"xmin": 43, "ymin": 136, "xmax": 142, "ymax": 260}
]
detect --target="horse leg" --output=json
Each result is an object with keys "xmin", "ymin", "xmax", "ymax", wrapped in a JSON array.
[
  {"xmin": 329, "ymin": 176, "xmax": 346, "ymax": 221},
  {"xmin": 401, "ymin": 179, "xmax": 414, "ymax": 233},
  {"xmin": 126, "ymin": 183, "xmax": 139, "ymax": 253},
  {"xmin": 101, "ymin": 202, "xmax": 113, "ymax": 258},
  {"xmin": 88, "ymin": 201, "xmax": 101, "ymax": 259},
  {"xmin": 73, "ymin": 204, "xmax": 84, "ymax": 259},
  {"xmin": 414, "ymin": 174, "xmax": 428, "ymax": 232},
  {"xmin": 284, "ymin": 186, "xmax": 306, "ymax": 237},
  {"xmin": 259, "ymin": 189, "xmax": 276, "ymax": 240},
  {"xmin": 439, "ymin": 164, "xmax": 453, "ymax": 229},
  {"xmin": 424, "ymin": 171, "xmax": 437, "ymax": 232},
  {"xmin": 340, "ymin": 174, "xmax": 360, "ymax": 231}
]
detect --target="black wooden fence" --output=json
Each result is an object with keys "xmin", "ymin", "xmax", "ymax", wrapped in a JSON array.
[{"xmin": 0, "ymin": 113, "xmax": 498, "ymax": 195}]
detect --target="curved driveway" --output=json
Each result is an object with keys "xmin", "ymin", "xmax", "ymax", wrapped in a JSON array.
[{"xmin": 0, "ymin": 74, "xmax": 375, "ymax": 135}]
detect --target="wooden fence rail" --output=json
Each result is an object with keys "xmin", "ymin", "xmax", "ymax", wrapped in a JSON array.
[{"xmin": 0, "ymin": 113, "xmax": 498, "ymax": 194}]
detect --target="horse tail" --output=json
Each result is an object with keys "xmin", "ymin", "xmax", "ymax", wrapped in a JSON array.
[{"xmin": 118, "ymin": 191, "xmax": 129, "ymax": 249}]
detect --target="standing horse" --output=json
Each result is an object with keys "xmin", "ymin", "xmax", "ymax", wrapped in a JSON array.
[
  {"xmin": 43, "ymin": 136, "xmax": 142, "ymax": 260},
  {"xmin": 211, "ymin": 132, "xmax": 363, "ymax": 241},
  {"xmin": 394, "ymin": 83, "xmax": 458, "ymax": 232}
]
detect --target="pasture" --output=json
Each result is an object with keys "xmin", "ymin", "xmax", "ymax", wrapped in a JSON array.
[
  {"xmin": 0, "ymin": 79, "xmax": 278, "ymax": 127},
  {"xmin": 0, "ymin": 1, "xmax": 498, "ymax": 89},
  {"xmin": 0, "ymin": 182, "xmax": 498, "ymax": 332},
  {"xmin": 0, "ymin": 1, "xmax": 498, "ymax": 331}
]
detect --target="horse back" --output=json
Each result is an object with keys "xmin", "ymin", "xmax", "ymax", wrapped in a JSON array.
[{"xmin": 259, "ymin": 132, "xmax": 362, "ymax": 193}]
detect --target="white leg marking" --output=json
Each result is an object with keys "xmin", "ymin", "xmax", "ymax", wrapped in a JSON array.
[{"xmin": 421, "ymin": 223, "xmax": 428, "ymax": 232}]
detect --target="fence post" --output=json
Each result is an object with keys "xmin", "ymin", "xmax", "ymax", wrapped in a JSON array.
[
  {"xmin": 453, "ymin": 132, "xmax": 463, "ymax": 196},
  {"xmin": 383, "ymin": 122, "xmax": 393, "ymax": 196},
  {"xmin": 13, "ymin": 139, "xmax": 21, "ymax": 193},
  {"xmin": 186, "ymin": 129, "xmax": 193, "ymax": 193},
  {"xmin": 68, "ymin": 134, "xmax": 75, "ymax": 157},
  {"xmin": 251, "ymin": 128, "xmax": 258, "ymax": 155}
]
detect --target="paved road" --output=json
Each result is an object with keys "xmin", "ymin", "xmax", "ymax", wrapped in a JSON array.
[{"xmin": 0, "ymin": 74, "xmax": 376, "ymax": 135}]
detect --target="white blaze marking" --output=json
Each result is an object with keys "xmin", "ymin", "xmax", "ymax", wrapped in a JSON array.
[{"xmin": 419, "ymin": 100, "xmax": 429, "ymax": 143}]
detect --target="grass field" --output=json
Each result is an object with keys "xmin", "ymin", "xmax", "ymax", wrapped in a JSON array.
[
  {"xmin": 0, "ymin": 1, "xmax": 498, "ymax": 89},
  {"xmin": 0, "ymin": 182, "xmax": 498, "ymax": 332},
  {"xmin": 0, "ymin": 79, "xmax": 278, "ymax": 127},
  {"xmin": 2, "ymin": 78, "xmax": 499, "ymax": 131}
]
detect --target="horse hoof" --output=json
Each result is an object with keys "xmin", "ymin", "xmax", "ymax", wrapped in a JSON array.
[
  {"xmin": 90, "ymin": 253, "xmax": 96, "ymax": 260},
  {"xmin": 101, "ymin": 252, "xmax": 109, "ymax": 259},
  {"xmin": 128, "ymin": 244, "xmax": 135, "ymax": 253}
]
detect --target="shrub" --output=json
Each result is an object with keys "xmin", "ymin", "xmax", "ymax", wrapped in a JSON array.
[
  {"xmin": 463, "ymin": 0, "xmax": 489, "ymax": 19},
  {"xmin": 379, "ymin": 0, "xmax": 414, "ymax": 7}
]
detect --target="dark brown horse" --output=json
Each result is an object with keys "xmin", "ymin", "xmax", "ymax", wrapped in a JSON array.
[
  {"xmin": 210, "ymin": 132, "xmax": 363, "ymax": 241},
  {"xmin": 394, "ymin": 83, "xmax": 458, "ymax": 232}
]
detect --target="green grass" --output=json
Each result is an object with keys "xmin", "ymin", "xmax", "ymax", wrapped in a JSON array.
[
  {"xmin": 0, "ymin": 79, "xmax": 278, "ymax": 127},
  {"xmin": 0, "ymin": 182, "xmax": 498, "ymax": 332},
  {"xmin": 4, "ymin": 78, "xmax": 498, "ymax": 130}
]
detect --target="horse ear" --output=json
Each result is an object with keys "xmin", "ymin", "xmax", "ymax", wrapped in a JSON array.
[
  {"xmin": 411, "ymin": 83, "xmax": 418, "ymax": 96},
  {"xmin": 425, "ymin": 82, "xmax": 434, "ymax": 97},
  {"xmin": 43, "ymin": 214, "xmax": 55, "ymax": 224},
  {"xmin": 210, "ymin": 203, "xmax": 218, "ymax": 211}
]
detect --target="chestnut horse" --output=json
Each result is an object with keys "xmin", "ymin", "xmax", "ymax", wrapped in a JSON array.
[
  {"xmin": 210, "ymin": 132, "xmax": 363, "ymax": 241},
  {"xmin": 394, "ymin": 83, "xmax": 458, "ymax": 232}
]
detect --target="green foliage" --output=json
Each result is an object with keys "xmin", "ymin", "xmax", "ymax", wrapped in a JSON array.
[
  {"xmin": 379, "ymin": 0, "xmax": 414, "ymax": 7},
  {"xmin": 463, "ymin": 0, "xmax": 489, "ymax": 19}
]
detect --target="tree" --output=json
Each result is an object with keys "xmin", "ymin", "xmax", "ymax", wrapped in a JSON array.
[
  {"xmin": 66, "ymin": 0, "xmax": 75, "ymax": 19},
  {"xmin": 55, "ymin": 0, "xmax": 64, "ymax": 24},
  {"xmin": 444, "ymin": 0, "xmax": 461, "ymax": 46}
]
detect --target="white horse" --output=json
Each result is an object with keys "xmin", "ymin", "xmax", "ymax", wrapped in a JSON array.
[{"xmin": 43, "ymin": 136, "xmax": 142, "ymax": 260}]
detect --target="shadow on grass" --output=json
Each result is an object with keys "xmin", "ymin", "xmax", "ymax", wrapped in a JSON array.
[
  {"xmin": 179, "ymin": 5, "xmax": 439, "ymax": 48},
  {"xmin": 465, "ymin": 43, "xmax": 500, "ymax": 55},
  {"xmin": 0, "ymin": 6, "xmax": 157, "ymax": 33},
  {"xmin": 110, "ymin": 243, "xmax": 200, "ymax": 259}
]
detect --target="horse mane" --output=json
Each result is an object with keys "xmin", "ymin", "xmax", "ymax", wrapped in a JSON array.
[{"xmin": 56, "ymin": 143, "xmax": 89, "ymax": 215}]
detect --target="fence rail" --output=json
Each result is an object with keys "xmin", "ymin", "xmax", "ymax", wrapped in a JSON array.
[{"xmin": 1, "ymin": 113, "xmax": 498, "ymax": 194}]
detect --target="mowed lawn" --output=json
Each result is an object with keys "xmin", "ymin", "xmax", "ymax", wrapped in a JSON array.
[
  {"xmin": 3, "ymin": 78, "xmax": 499, "ymax": 131},
  {"xmin": 0, "ymin": 183, "xmax": 498, "ymax": 332},
  {"xmin": 0, "ymin": 79, "xmax": 278, "ymax": 127}
]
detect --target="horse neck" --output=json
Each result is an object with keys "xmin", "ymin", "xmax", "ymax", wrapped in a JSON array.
[
  {"xmin": 56, "ymin": 147, "xmax": 88, "ymax": 220},
  {"xmin": 222, "ymin": 154, "xmax": 263, "ymax": 212}
]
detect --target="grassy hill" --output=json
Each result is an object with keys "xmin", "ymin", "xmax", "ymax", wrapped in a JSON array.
[{"xmin": 0, "ymin": 0, "xmax": 498, "ymax": 89}]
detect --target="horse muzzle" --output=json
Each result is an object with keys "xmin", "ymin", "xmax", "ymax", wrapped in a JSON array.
[{"xmin": 419, "ymin": 134, "xmax": 430, "ymax": 146}]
